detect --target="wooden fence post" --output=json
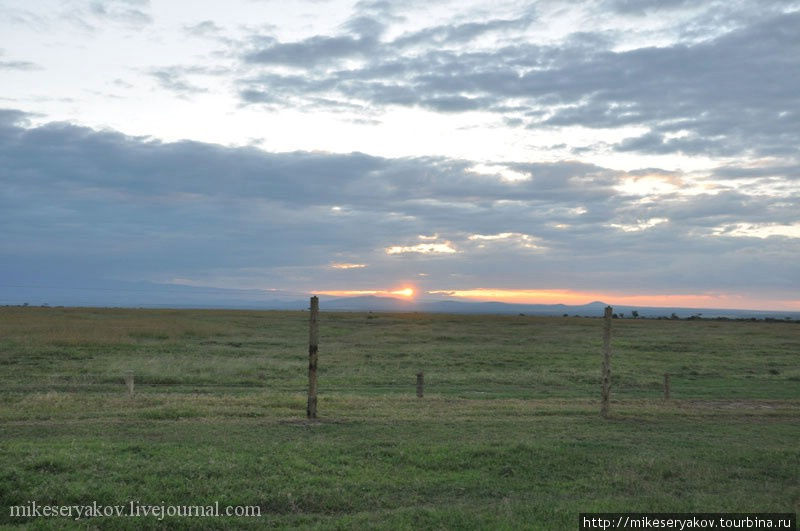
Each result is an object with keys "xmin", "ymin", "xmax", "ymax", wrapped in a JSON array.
[
  {"xmin": 601, "ymin": 306, "xmax": 613, "ymax": 418},
  {"xmin": 307, "ymin": 296, "xmax": 319, "ymax": 419},
  {"xmin": 664, "ymin": 373, "xmax": 670, "ymax": 400},
  {"xmin": 416, "ymin": 371, "xmax": 424, "ymax": 398},
  {"xmin": 124, "ymin": 370, "xmax": 134, "ymax": 398}
]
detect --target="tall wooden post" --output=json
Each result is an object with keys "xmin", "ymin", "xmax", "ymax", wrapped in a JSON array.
[
  {"xmin": 416, "ymin": 371, "xmax": 424, "ymax": 398},
  {"xmin": 307, "ymin": 296, "xmax": 319, "ymax": 419},
  {"xmin": 664, "ymin": 373, "xmax": 671, "ymax": 400},
  {"xmin": 601, "ymin": 306, "xmax": 613, "ymax": 418}
]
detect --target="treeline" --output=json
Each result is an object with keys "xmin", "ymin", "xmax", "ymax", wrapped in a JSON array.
[{"xmin": 557, "ymin": 311, "xmax": 800, "ymax": 323}]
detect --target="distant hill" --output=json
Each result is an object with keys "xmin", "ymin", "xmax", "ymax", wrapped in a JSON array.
[
  {"xmin": 319, "ymin": 296, "xmax": 800, "ymax": 320},
  {"xmin": 3, "ymin": 282, "xmax": 798, "ymax": 320}
]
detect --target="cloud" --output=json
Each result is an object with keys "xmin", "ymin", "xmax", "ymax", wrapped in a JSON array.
[
  {"xmin": 244, "ymin": 34, "xmax": 379, "ymax": 67},
  {"xmin": 604, "ymin": 0, "xmax": 703, "ymax": 15},
  {"xmin": 62, "ymin": 0, "xmax": 153, "ymax": 31},
  {"xmin": 385, "ymin": 241, "xmax": 458, "ymax": 255},
  {"xmin": 89, "ymin": 0, "xmax": 152, "ymax": 25},
  {"xmin": 184, "ymin": 20, "xmax": 223, "ymax": 37},
  {"xmin": 150, "ymin": 68, "xmax": 208, "ymax": 96},
  {"xmin": 711, "ymin": 163, "xmax": 800, "ymax": 181},
  {"xmin": 390, "ymin": 15, "xmax": 535, "ymax": 48},
  {"xmin": 330, "ymin": 262, "xmax": 367, "ymax": 269},
  {"xmin": 0, "ymin": 108, "xmax": 32, "ymax": 126},
  {"xmin": 0, "ymin": 7, "xmax": 46, "ymax": 29},
  {"xmin": 467, "ymin": 232, "xmax": 541, "ymax": 249},
  {"xmin": 0, "ymin": 50, "xmax": 40, "ymax": 71},
  {"xmin": 231, "ymin": 2, "xmax": 800, "ymax": 159},
  {"xmin": 0, "ymin": 60, "xmax": 40, "ymax": 70},
  {"xmin": 1, "ymin": 112, "xmax": 797, "ymax": 302}
]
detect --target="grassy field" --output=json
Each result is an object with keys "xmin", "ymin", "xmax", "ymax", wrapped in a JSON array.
[{"xmin": 0, "ymin": 306, "xmax": 798, "ymax": 529}]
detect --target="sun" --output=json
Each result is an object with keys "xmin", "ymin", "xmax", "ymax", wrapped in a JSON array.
[{"xmin": 391, "ymin": 287, "xmax": 415, "ymax": 298}]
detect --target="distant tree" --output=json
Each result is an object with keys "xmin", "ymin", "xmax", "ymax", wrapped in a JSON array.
[
  {"xmin": 631, "ymin": 310, "xmax": 639, "ymax": 319},
  {"xmin": 670, "ymin": 312, "xmax": 679, "ymax": 320}
]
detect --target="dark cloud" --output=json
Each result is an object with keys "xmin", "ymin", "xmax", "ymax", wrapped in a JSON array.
[
  {"xmin": 244, "ymin": 35, "xmax": 379, "ymax": 67},
  {"xmin": 605, "ymin": 0, "xmax": 702, "ymax": 15},
  {"xmin": 614, "ymin": 132, "xmax": 720, "ymax": 156},
  {"xmin": 420, "ymin": 95, "xmax": 495, "ymax": 113},
  {"xmin": 391, "ymin": 15, "xmax": 534, "ymax": 48},
  {"xmin": 711, "ymin": 163, "xmax": 800, "ymax": 181},
  {"xmin": 343, "ymin": 16, "xmax": 386, "ymax": 38},
  {"xmin": 1, "ymin": 113, "xmax": 797, "ymax": 299},
  {"xmin": 234, "ymin": 4, "xmax": 800, "ymax": 158},
  {"xmin": 0, "ymin": 108, "xmax": 32, "ymax": 126}
]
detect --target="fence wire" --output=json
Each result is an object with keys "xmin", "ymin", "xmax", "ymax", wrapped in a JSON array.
[{"xmin": 0, "ymin": 379, "xmax": 677, "ymax": 399}]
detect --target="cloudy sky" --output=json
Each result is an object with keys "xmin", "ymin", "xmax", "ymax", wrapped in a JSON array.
[{"xmin": 1, "ymin": 0, "xmax": 798, "ymax": 310}]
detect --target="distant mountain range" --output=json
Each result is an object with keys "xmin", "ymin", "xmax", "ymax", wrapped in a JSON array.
[
  {"xmin": 316, "ymin": 295, "xmax": 800, "ymax": 320},
  {"xmin": 3, "ymin": 281, "xmax": 799, "ymax": 319}
]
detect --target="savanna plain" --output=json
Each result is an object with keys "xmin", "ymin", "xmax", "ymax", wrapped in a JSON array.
[{"xmin": 0, "ymin": 306, "xmax": 798, "ymax": 529}]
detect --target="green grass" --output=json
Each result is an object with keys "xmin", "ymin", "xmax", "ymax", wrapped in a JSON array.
[{"xmin": 0, "ymin": 307, "xmax": 798, "ymax": 529}]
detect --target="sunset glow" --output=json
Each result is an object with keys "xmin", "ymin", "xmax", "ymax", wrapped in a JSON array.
[
  {"xmin": 329, "ymin": 263, "xmax": 367, "ymax": 270},
  {"xmin": 1, "ymin": 1, "xmax": 797, "ymax": 313},
  {"xmin": 315, "ymin": 287, "xmax": 416, "ymax": 299},
  {"xmin": 309, "ymin": 287, "xmax": 798, "ymax": 310},
  {"xmin": 428, "ymin": 289, "xmax": 590, "ymax": 304},
  {"xmin": 304, "ymin": 284, "xmax": 800, "ymax": 311},
  {"xmin": 427, "ymin": 289, "xmax": 800, "ymax": 311},
  {"xmin": 393, "ymin": 288, "xmax": 415, "ymax": 297}
]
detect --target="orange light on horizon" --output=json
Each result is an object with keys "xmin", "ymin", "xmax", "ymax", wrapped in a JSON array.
[
  {"xmin": 392, "ymin": 287, "xmax": 414, "ymax": 297},
  {"xmin": 315, "ymin": 290, "xmax": 380, "ymax": 297},
  {"xmin": 427, "ymin": 289, "xmax": 800, "ymax": 311},
  {"xmin": 315, "ymin": 287, "xmax": 416, "ymax": 299},
  {"xmin": 428, "ymin": 289, "xmax": 589, "ymax": 305},
  {"xmin": 310, "ymin": 287, "xmax": 797, "ymax": 311}
]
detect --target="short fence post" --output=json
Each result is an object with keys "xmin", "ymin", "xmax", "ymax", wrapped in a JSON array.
[
  {"xmin": 601, "ymin": 306, "xmax": 613, "ymax": 418},
  {"xmin": 307, "ymin": 296, "xmax": 319, "ymax": 419},
  {"xmin": 416, "ymin": 371, "xmax": 424, "ymax": 398},
  {"xmin": 124, "ymin": 370, "xmax": 134, "ymax": 398},
  {"xmin": 664, "ymin": 373, "xmax": 670, "ymax": 400}
]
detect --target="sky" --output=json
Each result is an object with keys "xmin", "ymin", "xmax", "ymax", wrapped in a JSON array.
[{"xmin": 1, "ymin": 0, "xmax": 799, "ymax": 310}]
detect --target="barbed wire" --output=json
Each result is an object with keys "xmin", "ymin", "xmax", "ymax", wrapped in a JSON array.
[{"xmin": 0, "ymin": 381, "xmax": 681, "ymax": 396}]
